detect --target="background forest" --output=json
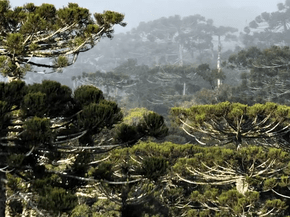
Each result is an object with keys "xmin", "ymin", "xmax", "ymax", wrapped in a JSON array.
[
  {"xmin": 2, "ymin": 0, "xmax": 290, "ymax": 217},
  {"xmin": 20, "ymin": 0, "xmax": 290, "ymax": 118}
]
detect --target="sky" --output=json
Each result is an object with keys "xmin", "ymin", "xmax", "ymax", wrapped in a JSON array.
[{"xmin": 10, "ymin": 0, "xmax": 282, "ymax": 32}]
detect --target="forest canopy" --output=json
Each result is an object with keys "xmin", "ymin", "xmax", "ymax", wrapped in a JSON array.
[{"xmin": 2, "ymin": 0, "xmax": 290, "ymax": 216}]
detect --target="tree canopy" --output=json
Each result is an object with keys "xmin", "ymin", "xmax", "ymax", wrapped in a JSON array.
[
  {"xmin": 243, "ymin": 0, "xmax": 290, "ymax": 47},
  {"xmin": 226, "ymin": 46, "xmax": 290, "ymax": 105},
  {"xmin": 171, "ymin": 101, "xmax": 290, "ymax": 148},
  {"xmin": 3, "ymin": 1, "xmax": 290, "ymax": 216},
  {"xmin": 0, "ymin": 0, "xmax": 126, "ymax": 79},
  {"xmin": 0, "ymin": 79, "xmax": 169, "ymax": 216}
]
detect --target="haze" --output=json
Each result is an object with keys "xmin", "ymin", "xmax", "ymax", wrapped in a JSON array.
[{"xmin": 11, "ymin": 0, "xmax": 281, "ymax": 32}]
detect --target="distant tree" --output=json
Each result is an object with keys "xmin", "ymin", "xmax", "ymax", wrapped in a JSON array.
[
  {"xmin": 147, "ymin": 65, "xmax": 204, "ymax": 96},
  {"xmin": 113, "ymin": 59, "xmax": 150, "ymax": 77},
  {"xmin": 80, "ymin": 71, "xmax": 134, "ymax": 97},
  {"xmin": 243, "ymin": 0, "xmax": 290, "ymax": 48},
  {"xmin": 212, "ymin": 25, "xmax": 238, "ymax": 87},
  {"xmin": 90, "ymin": 14, "xmax": 238, "ymax": 70},
  {"xmin": 181, "ymin": 18, "xmax": 238, "ymax": 65},
  {"xmin": 227, "ymin": 46, "xmax": 290, "ymax": 105},
  {"xmin": 0, "ymin": 0, "xmax": 126, "ymax": 80},
  {"xmin": 144, "ymin": 64, "xmax": 225, "ymax": 113},
  {"xmin": 76, "ymin": 59, "xmax": 151, "ymax": 106}
]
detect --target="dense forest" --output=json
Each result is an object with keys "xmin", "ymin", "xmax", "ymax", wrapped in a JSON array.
[{"xmin": 2, "ymin": 0, "xmax": 290, "ymax": 216}]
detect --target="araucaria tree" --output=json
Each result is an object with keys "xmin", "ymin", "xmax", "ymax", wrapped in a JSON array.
[
  {"xmin": 171, "ymin": 101, "xmax": 290, "ymax": 148},
  {"xmin": 173, "ymin": 145, "xmax": 290, "ymax": 216},
  {"xmin": 227, "ymin": 46, "xmax": 290, "ymax": 105},
  {"xmin": 0, "ymin": 0, "xmax": 126, "ymax": 79},
  {"xmin": 0, "ymin": 79, "xmax": 168, "ymax": 216},
  {"xmin": 243, "ymin": 0, "xmax": 290, "ymax": 48},
  {"xmin": 170, "ymin": 102, "xmax": 290, "ymax": 216},
  {"xmin": 0, "ymin": 80, "xmax": 124, "ymax": 216},
  {"xmin": 0, "ymin": 1, "xmax": 127, "ymax": 215}
]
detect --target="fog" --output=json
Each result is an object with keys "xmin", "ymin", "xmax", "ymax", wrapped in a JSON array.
[
  {"xmin": 4, "ymin": 0, "xmax": 288, "ymax": 113},
  {"xmin": 11, "ymin": 0, "xmax": 280, "ymax": 32},
  {"xmin": 3, "ymin": 2, "xmax": 290, "ymax": 216}
]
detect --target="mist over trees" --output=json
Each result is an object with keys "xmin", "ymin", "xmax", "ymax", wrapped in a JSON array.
[{"xmin": 2, "ymin": 0, "xmax": 290, "ymax": 216}]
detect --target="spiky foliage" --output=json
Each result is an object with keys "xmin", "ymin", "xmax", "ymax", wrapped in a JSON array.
[
  {"xmin": 85, "ymin": 143, "xmax": 170, "ymax": 216},
  {"xmin": 243, "ymin": 0, "xmax": 290, "ymax": 48},
  {"xmin": 171, "ymin": 101, "xmax": 290, "ymax": 149},
  {"xmin": 173, "ymin": 145, "xmax": 290, "ymax": 216},
  {"xmin": 0, "ymin": 79, "xmax": 172, "ymax": 216},
  {"xmin": 226, "ymin": 46, "xmax": 290, "ymax": 106},
  {"xmin": 0, "ymin": 1, "xmax": 126, "ymax": 79},
  {"xmin": 0, "ymin": 80, "xmax": 124, "ymax": 216},
  {"xmin": 114, "ymin": 111, "xmax": 168, "ymax": 145}
]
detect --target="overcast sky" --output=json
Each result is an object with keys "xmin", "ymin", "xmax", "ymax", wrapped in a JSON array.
[{"xmin": 11, "ymin": 0, "xmax": 282, "ymax": 32}]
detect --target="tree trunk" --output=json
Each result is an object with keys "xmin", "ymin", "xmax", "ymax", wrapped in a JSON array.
[
  {"xmin": 217, "ymin": 35, "xmax": 222, "ymax": 88},
  {"xmin": 179, "ymin": 44, "xmax": 183, "ymax": 66},
  {"xmin": 283, "ymin": 20, "xmax": 287, "ymax": 32},
  {"xmin": 0, "ymin": 172, "xmax": 6, "ymax": 217},
  {"xmin": 183, "ymin": 82, "xmax": 186, "ymax": 96},
  {"xmin": 155, "ymin": 56, "xmax": 159, "ymax": 66}
]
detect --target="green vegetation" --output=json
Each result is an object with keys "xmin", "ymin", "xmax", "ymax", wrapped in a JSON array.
[
  {"xmin": 171, "ymin": 102, "xmax": 290, "ymax": 148},
  {"xmin": 2, "ymin": 0, "xmax": 290, "ymax": 216},
  {"xmin": 0, "ymin": 0, "xmax": 126, "ymax": 79}
]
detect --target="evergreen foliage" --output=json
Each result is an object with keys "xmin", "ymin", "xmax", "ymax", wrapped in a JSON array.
[
  {"xmin": 171, "ymin": 102, "xmax": 290, "ymax": 148},
  {"xmin": 0, "ymin": 0, "xmax": 126, "ymax": 79},
  {"xmin": 0, "ymin": 78, "xmax": 170, "ymax": 216},
  {"xmin": 243, "ymin": 0, "xmax": 290, "ymax": 47},
  {"xmin": 3, "ymin": 1, "xmax": 290, "ymax": 216},
  {"xmin": 223, "ymin": 46, "xmax": 290, "ymax": 105},
  {"xmin": 0, "ymin": 80, "xmax": 125, "ymax": 215},
  {"xmin": 172, "ymin": 144, "xmax": 290, "ymax": 216}
]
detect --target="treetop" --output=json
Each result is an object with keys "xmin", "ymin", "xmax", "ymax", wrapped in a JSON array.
[
  {"xmin": 0, "ymin": 1, "xmax": 126, "ymax": 79},
  {"xmin": 172, "ymin": 102, "xmax": 290, "ymax": 125}
]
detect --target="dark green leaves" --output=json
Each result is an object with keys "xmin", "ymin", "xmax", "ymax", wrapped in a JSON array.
[
  {"xmin": 5, "ymin": 33, "xmax": 24, "ymax": 55},
  {"xmin": 21, "ymin": 116, "xmax": 52, "ymax": 145},
  {"xmin": 115, "ymin": 111, "xmax": 168, "ymax": 144},
  {"xmin": 114, "ymin": 123, "xmax": 139, "ymax": 143},
  {"xmin": 141, "ymin": 156, "xmax": 167, "ymax": 181},
  {"xmin": 138, "ymin": 112, "xmax": 168, "ymax": 138},
  {"xmin": 0, "ymin": 101, "xmax": 10, "ymax": 133},
  {"xmin": 0, "ymin": 80, "xmax": 26, "ymax": 107},
  {"xmin": 57, "ymin": 3, "xmax": 90, "ymax": 26},
  {"xmin": 38, "ymin": 187, "xmax": 78, "ymax": 214},
  {"xmin": 78, "ymin": 100, "xmax": 122, "ymax": 133},
  {"xmin": 92, "ymin": 162, "xmax": 113, "ymax": 180},
  {"xmin": 0, "ymin": 1, "xmax": 126, "ymax": 79},
  {"xmin": 22, "ymin": 92, "xmax": 47, "ymax": 117},
  {"xmin": 74, "ymin": 85, "xmax": 104, "ymax": 106},
  {"xmin": 22, "ymin": 80, "xmax": 73, "ymax": 117},
  {"xmin": 35, "ymin": 3, "xmax": 56, "ymax": 20},
  {"xmin": 102, "ymin": 11, "xmax": 126, "ymax": 26}
]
